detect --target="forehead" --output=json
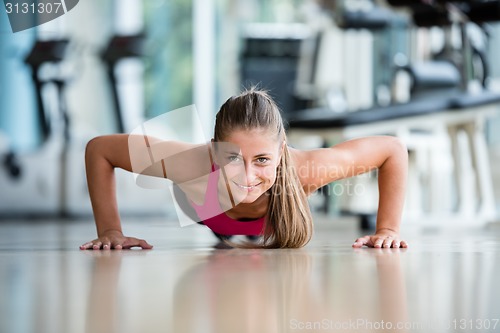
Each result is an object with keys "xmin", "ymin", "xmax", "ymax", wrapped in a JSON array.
[{"xmin": 221, "ymin": 129, "xmax": 280, "ymax": 154}]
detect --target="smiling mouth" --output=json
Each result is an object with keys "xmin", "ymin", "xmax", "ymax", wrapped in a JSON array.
[{"xmin": 232, "ymin": 181, "xmax": 262, "ymax": 190}]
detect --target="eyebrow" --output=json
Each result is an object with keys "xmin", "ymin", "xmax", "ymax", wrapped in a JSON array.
[{"xmin": 224, "ymin": 150, "xmax": 273, "ymax": 157}]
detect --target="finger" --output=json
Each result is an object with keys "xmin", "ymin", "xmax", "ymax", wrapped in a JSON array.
[
  {"xmin": 110, "ymin": 240, "xmax": 123, "ymax": 250},
  {"xmin": 373, "ymin": 237, "xmax": 384, "ymax": 248},
  {"xmin": 121, "ymin": 238, "xmax": 135, "ymax": 249},
  {"xmin": 139, "ymin": 239, "xmax": 153, "ymax": 249},
  {"xmin": 354, "ymin": 236, "xmax": 369, "ymax": 243},
  {"xmin": 123, "ymin": 238, "xmax": 153, "ymax": 250},
  {"xmin": 352, "ymin": 236, "xmax": 369, "ymax": 248},
  {"xmin": 392, "ymin": 240, "xmax": 401, "ymax": 248},
  {"xmin": 383, "ymin": 238, "xmax": 393, "ymax": 248},
  {"xmin": 80, "ymin": 242, "xmax": 94, "ymax": 250},
  {"xmin": 99, "ymin": 237, "xmax": 110, "ymax": 250},
  {"xmin": 93, "ymin": 241, "xmax": 102, "ymax": 250}
]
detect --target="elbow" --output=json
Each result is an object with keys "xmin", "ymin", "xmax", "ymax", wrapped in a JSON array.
[
  {"xmin": 379, "ymin": 136, "xmax": 408, "ymax": 169},
  {"xmin": 388, "ymin": 136, "xmax": 408, "ymax": 170},
  {"xmin": 392, "ymin": 137, "xmax": 408, "ymax": 160},
  {"xmin": 85, "ymin": 136, "xmax": 104, "ymax": 163}
]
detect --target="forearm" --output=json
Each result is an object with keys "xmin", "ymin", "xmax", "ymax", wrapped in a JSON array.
[
  {"xmin": 85, "ymin": 138, "xmax": 124, "ymax": 237},
  {"xmin": 375, "ymin": 139, "xmax": 408, "ymax": 234}
]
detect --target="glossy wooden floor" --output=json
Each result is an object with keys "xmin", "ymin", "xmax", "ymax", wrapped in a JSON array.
[{"xmin": 1, "ymin": 216, "xmax": 500, "ymax": 333}]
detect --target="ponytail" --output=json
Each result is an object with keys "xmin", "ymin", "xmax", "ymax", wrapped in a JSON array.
[{"xmin": 262, "ymin": 143, "xmax": 313, "ymax": 248}]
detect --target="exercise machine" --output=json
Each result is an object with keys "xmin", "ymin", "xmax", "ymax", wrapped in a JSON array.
[{"xmin": 286, "ymin": 0, "xmax": 500, "ymax": 229}]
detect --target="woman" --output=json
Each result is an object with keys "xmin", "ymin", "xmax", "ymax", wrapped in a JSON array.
[{"xmin": 80, "ymin": 88, "xmax": 408, "ymax": 250}]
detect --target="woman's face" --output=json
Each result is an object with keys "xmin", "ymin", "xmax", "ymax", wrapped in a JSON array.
[{"xmin": 214, "ymin": 129, "xmax": 283, "ymax": 204}]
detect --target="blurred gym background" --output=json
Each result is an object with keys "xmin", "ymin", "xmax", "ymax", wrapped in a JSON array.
[{"xmin": 2, "ymin": 0, "xmax": 500, "ymax": 230}]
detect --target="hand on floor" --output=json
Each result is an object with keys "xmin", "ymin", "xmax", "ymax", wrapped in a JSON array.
[
  {"xmin": 80, "ymin": 230, "xmax": 153, "ymax": 250},
  {"xmin": 352, "ymin": 229, "xmax": 408, "ymax": 249}
]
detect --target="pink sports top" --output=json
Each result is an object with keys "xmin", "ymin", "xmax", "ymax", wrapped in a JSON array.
[{"xmin": 189, "ymin": 163, "xmax": 266, "ymax": 236}]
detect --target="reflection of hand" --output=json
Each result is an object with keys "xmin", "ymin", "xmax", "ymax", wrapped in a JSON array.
[
  {"xmin": 353, "ymin": 246, "xmax": 409, "ymax": 331},
  {"xmin": 352, "ymin": 229, "xmax": 408, "ymax": 249},
  {"xmin": 80, "ymin": 230, "xmax": 153, "ymax": 250},
  {"xmin": 84, "ymin": 250, "xmax": 123, "ymax": 333}
]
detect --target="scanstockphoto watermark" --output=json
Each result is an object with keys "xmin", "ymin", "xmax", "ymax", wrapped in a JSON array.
[
  {"xmin": 289, "ymin": 318, "xmax": 500, "ymax": 331},
  {"xmin": 3, "ymin": 0, "xmax": 80, "ymax": 33}
]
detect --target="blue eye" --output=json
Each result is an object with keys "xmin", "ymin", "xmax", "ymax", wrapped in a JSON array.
[
  {"xmin": 257, "ymin": 157, "xmax": 269, "ymax": 164},
  {"xmin": 228, "ymin": 155, "xmax": 241, "ymax": 163}
]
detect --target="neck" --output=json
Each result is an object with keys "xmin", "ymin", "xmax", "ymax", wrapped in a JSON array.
[{"xmin": 225, "ymin": 193, "xmax": 269, "ymax": 220}]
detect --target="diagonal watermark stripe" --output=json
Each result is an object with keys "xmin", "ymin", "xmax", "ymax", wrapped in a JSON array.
[
  {"xmin": 3, "ymin": 0, "xmax": 79, "ymax": 33},
  {"xmin": 128, "ymin": 105, "xmax": 251, "ymax": 227}
]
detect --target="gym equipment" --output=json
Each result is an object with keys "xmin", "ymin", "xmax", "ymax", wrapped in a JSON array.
[
  {"xmin": 388, "ymin": 0, "xmax": 500, "ymax": 26},
  {"xmin": 100, "ymin": 34, "xmax": 146, "ymax": 133},
  {"xmin": 0, "ymin": 40, "xmax": 69, "ymax": 215},
  {"xmin": 388, "ymin": 0, "xmax": 498, "ymax": 89},
  {"xmin": 24, "ymin": 40, "xmax": 70, "ymax": 141},
  {"xmin": 0, "ymin": 36, "xmax": 170, "ymax": 217},
  {"xmin": 285, "ymin": 0, "xmax": 500, "ymax": 228},
  {"xmin": 240, "ymin": 24, "xmax": 311, "ymax": 115}
]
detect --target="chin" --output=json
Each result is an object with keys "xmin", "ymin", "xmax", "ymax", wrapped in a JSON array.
[
  {"xmin": 232, "ymin": 190, "xmax": 260, "ymax": 204},
  {"xmin": 238, "ymin": 195, "xmax": 260, "ymax": 204}
]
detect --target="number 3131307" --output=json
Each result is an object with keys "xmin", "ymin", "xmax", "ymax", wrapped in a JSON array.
[{"xmin": 5, "ymin": 2, "xmax": 63, "ymax": 14}]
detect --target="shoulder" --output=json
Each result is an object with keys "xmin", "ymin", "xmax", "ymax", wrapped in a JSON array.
[
  {"xmin": 287, "ymin": 146, "xmax": 309, "ymax": 169},
  {"xmin": 287, "ymin": 136, "xmax": 407, "ymax": 193},
  {"xmin": 132, "ymin": 137, "xmax": 212, "ymax": 183},
  {"xmin": 287, "ymin": 146, "xmax": 319, "ymax": 194},
  {"xmin": 159, "ymin": 141, "xmax": 213, "ymax": 182},
  {"xmin": 287, "ymin": 142, "xmax": 361, "ymax": 194}
]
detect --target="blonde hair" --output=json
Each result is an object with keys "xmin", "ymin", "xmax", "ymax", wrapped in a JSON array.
[{"xmin": 214, "ymin": 88, "xmax": 313, "ymax": 248}]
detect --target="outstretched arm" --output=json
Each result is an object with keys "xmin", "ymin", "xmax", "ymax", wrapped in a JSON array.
[
  {"xmin": 80, "ymin": 134, "xmax": 210, "ymax": 250},
  {"xmin": 80, "ymin": 134, "xmax": 153, "ymax": 250},
  {"xmin": 291, "ymin": 136, "xmax": 408, "ymax": 248}
]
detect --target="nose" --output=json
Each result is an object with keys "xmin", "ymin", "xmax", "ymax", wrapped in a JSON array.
[{"xmin": 242, "ymin": 162, "xmax": 258, "ymax": 184}]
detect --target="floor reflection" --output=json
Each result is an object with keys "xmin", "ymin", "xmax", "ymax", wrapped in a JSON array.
[
  {"xmin": 82, "ymin": 248, "xmax": 412, "ymax": 333},
  {"xmin": 85, "ymin": 251, "xmax": 123, "ymax": 333},
  {"xmin": 2, "ymin": 221, "xmax": 500, "ymax": 333},
  {"xmin": 172, "ymin": 249, "xmax": 317, "ymax": 332}
]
